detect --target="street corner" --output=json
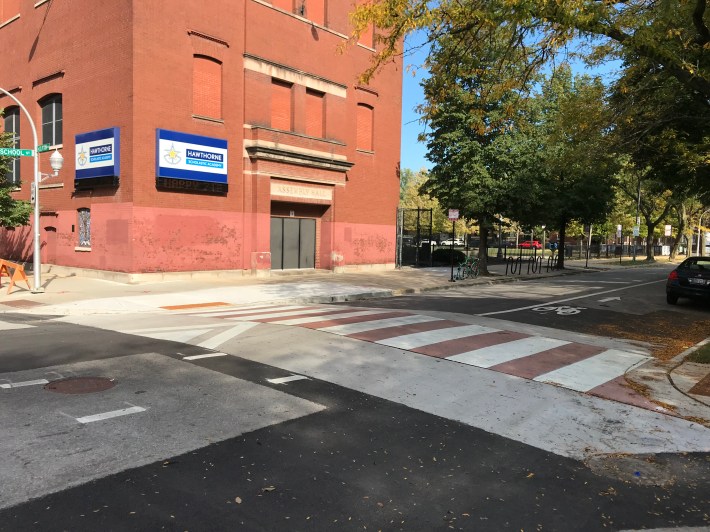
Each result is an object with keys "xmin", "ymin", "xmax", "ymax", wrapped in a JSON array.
[{"xmin": 623, "ymin": 354, "xmax": 710, "ymax": 426}]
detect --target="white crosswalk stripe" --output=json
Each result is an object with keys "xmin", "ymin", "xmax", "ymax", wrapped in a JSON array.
[
  {"xmin": 272, "ymin": 310, "xmax": 385, "ymax": 326},
  {"xmin": 377, "ymin": 324, "xmax": 498, "ymax": 349},
  {"xmin": 533, "ymin": 349, "xmax": 651, "ymax": 391},
  {"xmin": 448, "ymin": 337, "xmax": 571, "ymax": 368},
  {"xmin": 225, "ymin": 307, "xmax": 343, "ymax": 321},
  {"xmin": 317, "ymin": 314, "xmax": 441, "ymax": 335},
  {"xmin": 192, "ymin": 305, "xmax": 304, "ymax": 318}
]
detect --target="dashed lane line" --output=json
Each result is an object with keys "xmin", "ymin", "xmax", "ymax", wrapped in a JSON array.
[
  {"xmin": 0, "ymin": 379, "xmax": 49, "ymax": 389},
  {"xmin": 75, "ymin": 405, "xmax": 147, "ymax": 424}
]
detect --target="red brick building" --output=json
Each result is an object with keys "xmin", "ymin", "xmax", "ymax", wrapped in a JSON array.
[{"xmin": 0, "ymin": 0, "xmax": 402, "ymax": 276}]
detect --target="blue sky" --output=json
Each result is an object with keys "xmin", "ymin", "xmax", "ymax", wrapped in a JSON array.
[{"xmin": 398, "ymin": 33, "xmax": 622, "ymax": 172}]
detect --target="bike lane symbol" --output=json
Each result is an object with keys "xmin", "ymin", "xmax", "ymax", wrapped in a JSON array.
[{"xmin": 531, "ymin": 305, "xmax": 585, "ymax": 315}]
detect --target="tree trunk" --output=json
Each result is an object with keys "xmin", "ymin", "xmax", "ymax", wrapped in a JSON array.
[
  {"xmin": 669, "ymin": 203, "xmax": 687, "ymax": 261},
  {"xmin": 478, "ymin": 216, "xmax": 490, "ymax": 275},
  {"xmin": 556, "ymin": 218, "xmax": 567, "ymax": 269}
]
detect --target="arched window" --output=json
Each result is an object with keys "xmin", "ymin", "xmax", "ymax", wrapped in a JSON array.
[
  {"xmin": 40, "ymin": 94, "xmax": 62, "ymax": 146},
  {"xmin": 193, "ymin": 55, "xmax": 222, "ymax": 119},
  {"xmin": 3, "ymin": 106, "xmax": 20, "ymax": 185},
  {"xmin": 356, "ymin": 103, "xmax": 374, "ymax": 151}
]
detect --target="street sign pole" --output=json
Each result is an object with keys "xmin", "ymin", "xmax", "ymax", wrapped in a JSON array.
[
  {"xmin": 448, "ymin": 209, "xmax": 459, "ymax": 282},
  {"xmin": 0, "ymin": 87, "xmax": 42, "ymax": 292}
]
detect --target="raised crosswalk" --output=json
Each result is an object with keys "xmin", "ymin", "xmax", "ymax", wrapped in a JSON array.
[{"xmin": 170, "ymin": 303, "xmax": 652, "ymax": 395}]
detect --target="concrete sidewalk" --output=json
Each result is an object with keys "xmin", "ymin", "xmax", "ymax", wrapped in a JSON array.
[
  {"xmin": 0, "ymin": 257, "xmax": 651, "ymax": 313},
  {"xmin": 1, "ymin": 257, "xmax": 707, "ymax": 426}
]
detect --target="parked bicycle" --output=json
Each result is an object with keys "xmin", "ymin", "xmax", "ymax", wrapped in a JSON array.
[{"xmin": 455, "ymin": 256, "xmax": 480, "ymax": 280}]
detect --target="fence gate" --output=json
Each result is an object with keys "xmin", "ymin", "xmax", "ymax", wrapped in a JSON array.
[{"xmin": 396, "ymin": 207, "xmax": 433, "ymax": 268}]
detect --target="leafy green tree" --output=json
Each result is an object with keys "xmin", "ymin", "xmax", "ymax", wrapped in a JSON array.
[
  {"xmin": 0, "ymin": 130, "xmax": 32, "ymax": 228},
  {"xmin": 351, "ymin": 0, "xmax": 710, "ymax": 103},
  {"xmin": 418, "ymin": 29, "xmax": 531, "ymax": 274},
  {"xmin": 521, "ymin": 67, "xmax": 617, "ymax": 268}
]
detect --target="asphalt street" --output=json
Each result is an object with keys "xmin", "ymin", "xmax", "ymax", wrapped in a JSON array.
[
  {"xmin": 0, "ymin": 317, "xmax": 709, "ymax": 531},
  {"xmin": 1, "ymin": 264, "xmax": 709, "ymax": 530},
  {"xmin": 340, "ymin": 265, "xmax": 710, "ymax": 360}
]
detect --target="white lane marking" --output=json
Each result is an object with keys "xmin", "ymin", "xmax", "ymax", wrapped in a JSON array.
[
  {"xmin": 128, "ymin": 326, "xmax": 219, "ymax": 344},
  {"xmin": 267, "ymin": 375, "xmax": 310, "ymax": 385},
  {"xmin": 560, "ymin": 280, "xmax": 628, "ymax": 284},
  {"xmin": 272, "ymin": 310, "xmax": 385, "ymax": 326},
  {"xmin": 318, "ymin": 315, "xmax": 440, "ymax": 335},
  {"xmin": 182, "ymin": 352, "xmax": 230, "ymax": 361},
  {"xmin": 128, "ymin": 324, "xmax": 217, "ymax": 333},
  {"xmin": 75, "ymin": 406, "xmax": 146, "ymax": 424},
  {"xmin": 448, "ymin": 337, "xmax": 571, "ymax": 368},
  {"xmin": 192, "ymin": 305, "xmax": 304, "ymax": 318},
  {"xmin": 533, "ymin": 349, "xmax": 651, "ymax": 391},
  {"xmin": 0, "ymin": 379, "xmax": 49, "ymax": 389},
  {"xmin": 0, "ymin": 321, "xmax": 34, "ymax": 331},
  {"xmin": 478, "ymin": 279, "xmax": 664, "ymax": 316},
  {"xmin": 225, "ymin": 308, "xmax": 337, "ymax": 321},
  {"xmin": 377, "ymin": 324, "xmax": 499, "ymax": 349},
  {"xmin": 198, "ymin": 322, "xmax": 259, "ymax": 349}
]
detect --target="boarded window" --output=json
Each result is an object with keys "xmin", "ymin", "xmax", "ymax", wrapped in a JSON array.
[
  {"xmin": 193, "ymin": 55, "xmax": 222, "ymax": 119},
  {"xmin": 356, "ymin": 0, "xmax": 374, "ymax": 47},
  {"xmin": 305, "ymin": 89, "xmax": 324, "ymax": 138},
  {"xmin": 271, "ymin": 79, "xmax": 293, "ymax": 131},
  {"xmin": 1, "ymin": 0, "xmax": 20, "ymax": 23},
  {"xmin": 305, "ymin": 0, "xmax": 325, "ymax": 24},
  {"xmin": 271, "ymin": 0, "xmax": 292, "ymax": 11},
  {"xmin": 3, "ymin": 106, "xmax": 20, "ymax": 185},
  {"xmin": 356, "ymin": 103, "xmax": 373, "ymax": 151},
  {"xmin": 40, "ymin": 94, "xmax": 62, "ymax": 146}
]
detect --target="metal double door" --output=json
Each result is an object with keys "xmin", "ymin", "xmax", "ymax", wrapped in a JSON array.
[{"xmin": 270, "ymin": 217, "xmax": 315, "ymax": 269}]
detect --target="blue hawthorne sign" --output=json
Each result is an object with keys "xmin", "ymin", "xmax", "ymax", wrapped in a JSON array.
[{"xmin": 75, "ymin": 127, "xmax": 120, "ymax": 181}]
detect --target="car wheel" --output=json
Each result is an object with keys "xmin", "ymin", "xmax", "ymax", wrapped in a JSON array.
[{"xmin": 666, "ymin": 292, "xmax": 679, "ymax": 305}]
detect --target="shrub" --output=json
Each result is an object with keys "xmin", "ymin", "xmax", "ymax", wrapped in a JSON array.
[{"xmin": 432, "ymin": 248, "xmax": 466, "ymax": 265}]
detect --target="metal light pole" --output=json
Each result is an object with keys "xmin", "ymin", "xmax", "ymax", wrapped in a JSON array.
[
  {"xmin": 698, "ymin": 209, "xmax": 710, "ymax": 256},
  {"xmin": 541, "ymin": 225, "xmax": 546, "ymax": 259},
  {"xmin": 0, "ymin": 87, "xmax": 63, "ymax": 292}
]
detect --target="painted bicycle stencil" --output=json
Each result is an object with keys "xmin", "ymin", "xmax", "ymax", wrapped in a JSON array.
[{"xmin": 531, "ymin": 305, "xmax": 586, "ymax": 315}]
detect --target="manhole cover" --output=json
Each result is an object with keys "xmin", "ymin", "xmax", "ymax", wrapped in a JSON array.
[{"xmin": 44, "ymin": 377, "xmax": 116, "ymax": 394}]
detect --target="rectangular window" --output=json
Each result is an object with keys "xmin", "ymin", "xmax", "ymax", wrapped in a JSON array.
[
  {"xmin": 3, "ymin": 107, "xmax": 20, "ymax": 185},
  {"xmin": 271, "ymin": 79, "xmax": 293, "ymax": 131},
  {"xmin": 78, "ymin": 208, "xmax": 91, "ymax": 247},
  {"xmin": 305, "ymin": 89, "xmax": 324, "ymax": 138},
  {"xmin": 41, "ymin": 94, "xmax": 62, "ymax": 146},
  {"xmin": 356, "ymin": 0, "xmax": 374, "ymax": 47},
  {"xmin": 271, "ymin": 0, "xmax": 292, "ymax": 11},
  {"xmin": 1, "ymin": 0, "xmax": 20, "ymax": 23},
  {"xmin": 307, "ymin": 0, "xmax": 325, "ymax": 25},
  {"xmin": 356, "ymin": 103, "xmax": 374, "ymax": 151},
  {"xmin": 193, "ymin": 55, "xmax": 222, "ymax": 119}
]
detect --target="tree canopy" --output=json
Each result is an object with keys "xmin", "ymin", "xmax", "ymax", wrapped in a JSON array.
[{"xmin": 352, "ymin": 0, "xmax": 710, "ymax": 104}]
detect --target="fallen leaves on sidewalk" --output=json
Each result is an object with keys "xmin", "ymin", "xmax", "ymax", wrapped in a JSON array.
[{"xmin": 588, "ymin": 313, "xmax": 710, "ymax": 361}]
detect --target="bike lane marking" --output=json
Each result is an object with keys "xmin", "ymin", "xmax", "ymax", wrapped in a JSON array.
[{"xmin": 476, "ymin": 279, "xmax": 664, "ymax": 317}]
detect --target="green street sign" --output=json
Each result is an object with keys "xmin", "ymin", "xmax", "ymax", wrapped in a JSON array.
[
  {"xmin": 0, "ymin": 148, "xmax": 34, "ymax": 157},
  {"xmin": 36, "ymin": 144, "xmax": 51, "ymax": 153}
]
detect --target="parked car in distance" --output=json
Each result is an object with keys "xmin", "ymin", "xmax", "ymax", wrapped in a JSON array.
[
  {"xmin": 666, "ymin": 256, "xmax": 710, "ymax": 304},
  {"xmin": 518, "ymin": 240, "xmax": 542, "ymax": 249},
  {"xmin": 440, "ymin": 238, "xmax": 465, "ymax": 246}
]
